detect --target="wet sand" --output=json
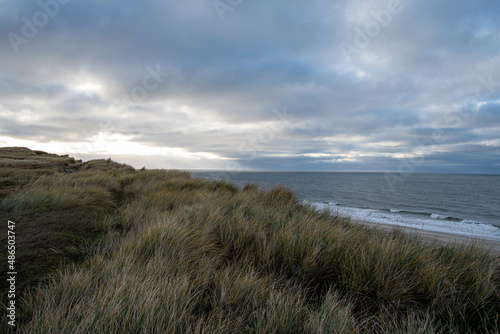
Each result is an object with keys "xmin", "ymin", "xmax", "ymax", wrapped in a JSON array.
[{"xmin": 353, "ymin": 220, "xmax": 500, "ymax": 256}]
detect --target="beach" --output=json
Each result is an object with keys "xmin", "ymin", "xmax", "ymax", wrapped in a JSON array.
[{"xmin": 354, "ymin": 220, "xmax": 500, "ymax": 255}]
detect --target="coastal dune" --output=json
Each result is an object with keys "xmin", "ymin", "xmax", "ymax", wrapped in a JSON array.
[{"xmin": 1, "ymin": 148, "xmax": 499, "ymax": 333}]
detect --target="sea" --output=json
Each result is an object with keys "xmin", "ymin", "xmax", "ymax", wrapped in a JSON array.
[{"xmin": 189, "ymin": 171, "xmax": 500, "ymax": 242}]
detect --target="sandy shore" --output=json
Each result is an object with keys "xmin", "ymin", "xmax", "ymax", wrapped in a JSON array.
[{"xmin": 353, "ymin": 220, "xmax": 500, "ymax": 256}]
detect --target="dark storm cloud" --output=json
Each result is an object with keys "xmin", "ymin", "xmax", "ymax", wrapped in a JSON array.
[{"xmin": 0, "ymin": 0, "xmax": 499, "ymax": 172}]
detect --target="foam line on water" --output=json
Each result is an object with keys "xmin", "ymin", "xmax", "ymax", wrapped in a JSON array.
[{"xmin": 308, "ymin": 201, "xmax": 500, "ymax": 242}]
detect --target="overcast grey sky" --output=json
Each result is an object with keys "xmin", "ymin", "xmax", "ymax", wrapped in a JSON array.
[{"xmin": 1, "ymin": 0, "xmax": 499, "ymax": 172}]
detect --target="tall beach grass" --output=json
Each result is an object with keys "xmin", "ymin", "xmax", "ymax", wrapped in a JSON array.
[{"xmin": 0, "ymin": 148, "xmax": 498, "ymax": 333}]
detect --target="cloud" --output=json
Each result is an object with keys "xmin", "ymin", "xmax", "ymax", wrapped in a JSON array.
[{"xmin": 0, "ymin": 0, "xmax": 499, "ymax": 172}]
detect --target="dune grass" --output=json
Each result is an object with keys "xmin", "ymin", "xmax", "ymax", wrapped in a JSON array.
[{"xmin": 0, "ymin": 148, "xmax": 499, "ymax": 333}]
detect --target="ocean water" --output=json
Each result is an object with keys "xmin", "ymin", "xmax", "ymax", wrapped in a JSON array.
[{"xmin": 190, "ymin": 171, "xmax": 500, "ymax": 242}]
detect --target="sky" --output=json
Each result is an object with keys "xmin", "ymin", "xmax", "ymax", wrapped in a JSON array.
[{"xmin": 0, "ymin": 0, "xmax": 499, "ymax": 173}]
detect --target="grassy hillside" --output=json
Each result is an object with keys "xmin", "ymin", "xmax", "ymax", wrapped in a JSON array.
[{"xmin": 1, "ymin": 148, "xmax": 499, "ymax": 333}]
